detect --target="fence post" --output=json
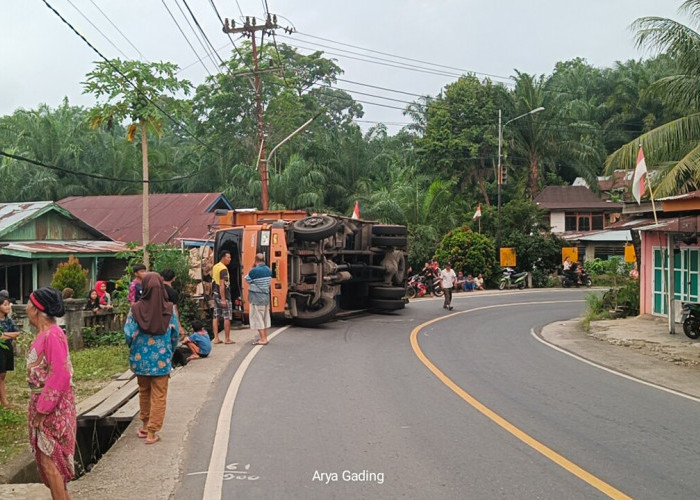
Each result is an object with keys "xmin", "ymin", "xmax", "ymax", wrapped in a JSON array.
[{"xmin": 63, "ymin": 299, "xmax": 85, "ymax": 350}]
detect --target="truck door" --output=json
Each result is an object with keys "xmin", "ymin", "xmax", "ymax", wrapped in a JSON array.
[{"xmin": 214, "ymin": 229, "xmax": 243, "ymax": 307}]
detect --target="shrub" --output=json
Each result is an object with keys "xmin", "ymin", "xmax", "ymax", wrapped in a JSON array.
[
  {"xmin": 81, "ymin": 327, "xmax": 123, "ymax": 347},
  {"xmin": 51, "ymin": 255, "xmax": 89, "ymax": 298},
  {"xmin": 434, "ymin": 226, "xmax": 496, "ymax": 280}
]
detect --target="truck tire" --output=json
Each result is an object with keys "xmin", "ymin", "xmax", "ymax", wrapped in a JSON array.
[
  {"xmin": 293, "ymin": 216, "xmax": 339, "ymax": 241},
  {"xmin": 369, "ymin": 286, "xmax": 406, "ymax": 300},
  {"xmin": 293, "ymin": 297, "xmax": 338, "ymax": 327},
  {"xmin": 371, "ymin": 235, "xmax": 408, "ymax": 247},
  {"xmin": 368, "ymin": 298, "xmax": 405, "ymax": 311},
  {"xmin": 372, "ymin": 225, "xmax": 408, "ymax": 236}
]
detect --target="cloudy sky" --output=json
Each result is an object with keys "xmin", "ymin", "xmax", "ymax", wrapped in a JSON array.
[{"xmin": 2, "ymin": 1, "xmax": 686, "ymax": 130}]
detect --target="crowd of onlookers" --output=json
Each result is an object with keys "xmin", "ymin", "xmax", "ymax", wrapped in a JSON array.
[{"xmin": 414, "ymin": 260, "xmax": 486, "ymax": 293}]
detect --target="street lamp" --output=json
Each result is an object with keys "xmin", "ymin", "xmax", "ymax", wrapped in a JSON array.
[{"xmin": 496, "ymin": 106, "xmax": 545, "ymax": 251}]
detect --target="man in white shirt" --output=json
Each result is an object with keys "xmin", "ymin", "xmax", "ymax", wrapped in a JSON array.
[{"xmin": 440, "ymin": 262, "xmax": 457, "ymax": 310}]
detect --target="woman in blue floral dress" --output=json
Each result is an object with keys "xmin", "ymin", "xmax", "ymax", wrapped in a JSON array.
[{"xmin": 124, "ymin": 272, "xmax": 179, "ymax": 445}]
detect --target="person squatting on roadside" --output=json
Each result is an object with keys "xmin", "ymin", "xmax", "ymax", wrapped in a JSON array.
[
  {"xmin": 25, "ymin": 287, "xmax": 76, "ymax": 500},
  {"xmin": 245, "ymin": 253, "xmax": 272, "ymax": 345},
  {"xmin": 124, "ymin": 273, "xmax": 179, "ymax": 445},
  {"xmin": 182, "ymin": 320, "xmax": 212, "ymax": 361},
  {"xmin": 440, "ymin": 262, "xmax": 457, "ymax": 310},
  {"xmin": 212, "ymin": 251, "xmax": 234, "ymax": 344}
]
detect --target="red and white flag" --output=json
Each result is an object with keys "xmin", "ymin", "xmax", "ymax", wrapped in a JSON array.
[
  {"xmin": 351, "ymin": 201, "xmax": 360, "ymax": 219},
  {"xmin": 632, "ymin": 146, "xmax": 648, "ymax": 204},
  {"xmin": 473, "ymin": 204, "xmax": 482, "ymax": 220}
]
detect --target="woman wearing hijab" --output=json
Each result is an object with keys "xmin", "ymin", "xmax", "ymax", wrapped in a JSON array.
[
  {"xmin": 26, "ymin": 287, "xmax": 76, "ymax": 500},
  {"xmin": 95, "ymin": 281, "xmax": 113, "ymax": 310},
  {"xmin": 124, "ymin": 272, "xmax": 179, "ymax": 445}
]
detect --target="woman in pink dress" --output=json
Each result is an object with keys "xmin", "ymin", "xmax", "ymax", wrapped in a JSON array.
[{"xmin": 26, "ymin": 287, "xmax": 76, "ymax": 500}]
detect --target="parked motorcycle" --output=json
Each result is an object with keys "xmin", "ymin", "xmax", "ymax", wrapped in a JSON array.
[
  {"xmin": 499, "ymin": 268, "xmax": 528, "ymax": 290},
  {"xmin": 561, "ymin": 269, "xmax": 592, "ymax": 288},
  {"xmin": 406, "ymin": 274, "xmax": 444, "ymax": 299},
  {"xmin": 681, "ymin": 302, "xmax": 700, "ymax": 339}
]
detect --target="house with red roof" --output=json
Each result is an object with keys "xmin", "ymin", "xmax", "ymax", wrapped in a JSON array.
[{"xmin": 58, "ymin": 192, "xmax": 233, "ymax": 247}]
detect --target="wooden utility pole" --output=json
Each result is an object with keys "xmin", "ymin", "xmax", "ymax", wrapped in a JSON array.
[{"xmin": 223, "ymin": 15, "xmax": 284, "ymax": 210}]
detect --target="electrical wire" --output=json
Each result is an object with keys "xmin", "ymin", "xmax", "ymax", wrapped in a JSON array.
[
  {"xmin": 0, "ymin": 150, "xmax": 197, "ymax": 184},
  {"xmin": 88, "ymin": 0, "xmax": 148, "ymax": 61},
  {"xmin": 161, "ymin": 0, "xmax": 215, "ymax": 76},
  {"xmin": 41, "ymin": 0, "xmax": 214, "ymax": 153},
  {"xmin": 294, "ymin": 30, "xmax": 513, "ymax": 82},
  {"xmin": 207, "ymin": 0, "xmax": 253, "ymax": 72},
  {"xmin": 180, "ymin": 0, "xmax": 227, "ymax": 67},
  {"xmin": 64, "ymin": 0, "xmax": 131, "ymax": 60},
  {"xmin": 279, "ymin": 37, "xmax": 465, "ymax": 79}
]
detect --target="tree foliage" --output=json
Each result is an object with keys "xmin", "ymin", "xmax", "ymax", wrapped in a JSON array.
[{"xmin": 434, "ymin": 227, "xmax": 497, "ymax": 280}]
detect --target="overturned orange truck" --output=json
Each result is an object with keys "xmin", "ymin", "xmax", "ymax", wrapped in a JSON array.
[{"xmin": 212, "ymin": 209, "xmax": 408, "ymax": 326}]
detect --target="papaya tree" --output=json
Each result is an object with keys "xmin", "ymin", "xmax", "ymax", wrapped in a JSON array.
[{"xmin": 82, "ymin": 60, "xmax": 192, "ymax": 266}]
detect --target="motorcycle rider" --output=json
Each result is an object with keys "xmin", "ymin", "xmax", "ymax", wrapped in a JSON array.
[{"xmin": 420, "ymin": 261, "xmax": 438, "ymax": 296}]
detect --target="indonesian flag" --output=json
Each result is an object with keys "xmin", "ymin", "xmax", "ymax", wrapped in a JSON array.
[
  {"xmin": 351, "ymin": 200, "xmax": 360, "ymax": 219},
  {"xmin": 632, "ymin": 146, "xmax": 648, "ymax": 204},
  {"xmin": 473, "ymin": 204, "xmax": 482, "ymax": 220}
]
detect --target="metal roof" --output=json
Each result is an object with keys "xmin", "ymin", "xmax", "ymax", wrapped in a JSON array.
[
  {"xmin": 58, "ymin": 193, "xmax": 232, "ymax": 244},
  {"xmin": 0, "ymin": 201, "xmax": 110, "ymax": 240},
  {"xmin": 658, "ymin": 190, "xmax": 700, "ymax": 202},
  {"xmin": 562, "ymin": 230, "xmax": 632, "ymax": 242},
  {"xmin": 0, "ymin": 240, "xmax": 132, "ymax": 258},
  {"xmin": 535, "ymin": 186, "xmax": 622, "ymax": 210}
]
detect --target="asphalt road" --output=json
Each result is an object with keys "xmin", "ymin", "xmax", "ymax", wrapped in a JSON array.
[{"xmin": 176, "ymin": 289, "xmax": 700, "ymax": 499}]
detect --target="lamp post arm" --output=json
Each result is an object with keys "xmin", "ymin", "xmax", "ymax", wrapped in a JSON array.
[
  {"xmin": 265, "ymin": 112, "xmax": 322, "ymax": 167},
  {"xmin": 505, "ymin": 106, "xmax": 545, "ymax": 126}
]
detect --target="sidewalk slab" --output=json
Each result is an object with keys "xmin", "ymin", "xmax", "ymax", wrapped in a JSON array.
[{"xmin": 540, "ymin": 315, "xmax": 700, "ymax": 399}]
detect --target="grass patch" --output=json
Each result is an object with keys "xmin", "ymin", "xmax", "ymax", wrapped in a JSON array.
[
  {"xmin": 582, "ymin": 292, "xmax": 611, "ymax": 331},
  {"xmin": 0, "ymin": 343, "xmax": 128, "ymax": 466}
]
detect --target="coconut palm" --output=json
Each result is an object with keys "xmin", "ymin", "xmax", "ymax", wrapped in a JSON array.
[{"xmin": 605, "ymin": 0, "xmax": 700, "ymax": 195}]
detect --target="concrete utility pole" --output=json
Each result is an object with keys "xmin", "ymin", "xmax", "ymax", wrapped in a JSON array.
[{"xmin": 223, "ymin": 14, "xmax": 288, "ymax": 211}]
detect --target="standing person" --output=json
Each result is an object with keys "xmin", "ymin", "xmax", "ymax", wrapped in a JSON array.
[
  {"xmin": 212, "ymin": 251, "xmax": 234, "ymax": 344},
  {"xmin": 124, "ymin": 273, "xmax": 179, "ymax": 445},
  {"xmin": 245, "ymin": 253, "xmax": 272, "ymax": 345},
  {"xmin": 440, "ymin": 262, "xmax": 457, "ymax": 310},
  {"xmin": 161, "ymin": 269, "xmax": 185, "ymax": 335},
  {"xmin": 0, "ymin": 294, "xmax": 19, "ymax": 408},
  {"xmin": 127, "ymin": 264, "xmax": 147, "ymax": 304},
  {"xmin": 25, "ymin": 287, "xmax": 75, "ymax": 500}
]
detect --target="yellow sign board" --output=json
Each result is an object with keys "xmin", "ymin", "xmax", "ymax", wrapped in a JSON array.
[
  {"xmin": 624, "ymin": 244, "xmax": 637, "ymax": 263},
  {"xmin": 500, "ymin": 247, "xmax": 516, "ymax": 267},
  {"xmin": 561, "ymin": 247, "xmax": 578, "ymax": 264}
]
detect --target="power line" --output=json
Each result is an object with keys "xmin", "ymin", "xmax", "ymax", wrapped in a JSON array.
[
  {"xmin": 207, "ymin": 0, "xmax": 253, "ymax": 72},
  {"xmin": 294, "ymin": 30, "xmax": 513, "ymax": 82},
  {"xmin": 64, "ymin": 0, "xmax": 130, "ymax": 60},
  {"xmin": 41, "ymin": 0, "xmax": 214, "ymax": 153},
  {"xmin": 279, "ymin": 37, "xmax": 465, "ymax": 79},
  {"xmin": 0, "ymin": 150, "xmax": 197, "ymax": 184},
  {"xmin": 161, "ymin": 0, "xmax": 215, "ymax": 76},
  {"xmin": 180, "ymin": 0, "xmax": 227, "ymax": 67},
  {"xmin": 88, "ymin": 0, "xmax": 147, "ymax": 61}
]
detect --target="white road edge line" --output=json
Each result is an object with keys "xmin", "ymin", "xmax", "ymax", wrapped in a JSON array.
[
  {"xmin": 202, "ymin": 325, "xmax": 292, "ymax": 499},
  {"xmin": 530, "ymin": 328, "xmax": 700, "ymax": 404}
]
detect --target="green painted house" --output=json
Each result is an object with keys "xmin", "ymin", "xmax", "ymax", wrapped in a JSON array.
[{"xmin": 0, "ymin": 202, "xmax": 130, "ymax": 302}]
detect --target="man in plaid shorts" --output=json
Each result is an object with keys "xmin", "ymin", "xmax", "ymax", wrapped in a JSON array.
[{"xmin": 212, "ymin": 251, "xmax": 234, "ymax": 344}]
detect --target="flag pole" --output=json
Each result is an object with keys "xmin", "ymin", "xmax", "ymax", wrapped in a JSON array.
[{"xmin": 640, "ymin": 143, "xmax": 658, "ymax": 225}]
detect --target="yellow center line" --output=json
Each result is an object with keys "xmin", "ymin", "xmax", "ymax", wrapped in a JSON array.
[{"xmin": 410, "ymin": 300, "xmax": 633, "ymax": 500}]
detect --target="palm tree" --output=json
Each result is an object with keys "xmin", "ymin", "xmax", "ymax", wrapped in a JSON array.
[{"xmin": 605, "ymin": 0, "xmax": 700, "ymax": 195}]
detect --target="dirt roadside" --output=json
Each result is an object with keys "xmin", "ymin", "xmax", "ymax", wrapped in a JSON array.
[{"xmin": 539, "ymin": 315, "xmax": 700, "ymax": 399}]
